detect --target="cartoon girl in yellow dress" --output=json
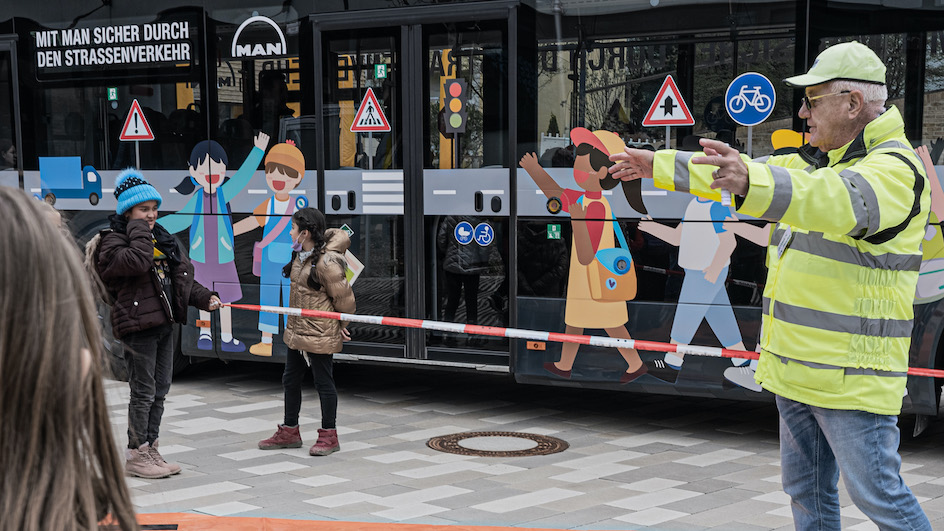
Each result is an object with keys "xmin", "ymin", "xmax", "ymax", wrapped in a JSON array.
[{"xmin": 519, "ymin": 128, "xmax": 669, "ymax": 383}]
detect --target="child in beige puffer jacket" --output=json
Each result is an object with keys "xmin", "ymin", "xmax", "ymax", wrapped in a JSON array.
[{"xmin": 258, "ymin": 207, "xmax": 355, "ymax": 456}]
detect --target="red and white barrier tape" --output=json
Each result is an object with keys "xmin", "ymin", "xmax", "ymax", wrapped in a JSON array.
[{"xmin": 224, "ymin": 303, "xmax": 944, "ymax": 378}]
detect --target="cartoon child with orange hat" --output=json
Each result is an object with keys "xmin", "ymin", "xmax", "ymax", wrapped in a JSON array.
[
  {"xmin": 233, "ymin": 141, "xmax": 307, "ymax": 356},
  {"xmin": 519, "ymin": 127, "xmax": 673, "ymax": 383}
]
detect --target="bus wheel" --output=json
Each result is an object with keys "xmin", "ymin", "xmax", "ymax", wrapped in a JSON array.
[
  {"xmin": 44, "ymin": 193, "xmax": 56, "ymax": 205},
  {"xmin": 89, "ymin": 193, "xmax": 99, "ymax": 205}
]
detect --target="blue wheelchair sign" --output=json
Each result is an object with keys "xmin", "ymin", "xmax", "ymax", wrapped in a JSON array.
[
  {"xmin": 473, "ymin": 223, "xmax": 494, "ymax": 246},
  {"xmin": 725, "ymin": 72, "xmax": 776, "ymax": 127},
  {"xmin": 455, "ymin": 221, "xmax": 474, "ymax": 245}
]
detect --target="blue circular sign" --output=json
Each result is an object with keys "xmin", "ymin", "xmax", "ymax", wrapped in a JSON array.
[
  {"xmin": 295, "ymin": 195, "xmax": 309, "ymax": 210},
  {"xmin": 473, "ymin": 223, "xmax": 494, "ymax": 246},
  {"xmin": 455, "ymin": 221, "xmax": 474, "ymax": 245},
  {"xmin": 724, "ymin": 72, "xmax": 776, "ymax": 127}
]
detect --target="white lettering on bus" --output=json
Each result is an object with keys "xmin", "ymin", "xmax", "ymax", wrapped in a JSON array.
[
  {"xmin": 61, "ymin": 28, "xmax": 90, "ymax": 47},
  {"xmin": 143, "ymin": 22, "xmax": 189, "ymax": 41},
  {"xmin": 93, "ymin": 25, "xmax": 140, "ymax": 44},
  {"xmin": 36, "ymin": 50, "xmax": 62, "ymax": 67}
]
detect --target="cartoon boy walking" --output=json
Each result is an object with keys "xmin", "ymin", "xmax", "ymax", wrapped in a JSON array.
[{"xmin": 233, "ymin": 141, "xmax": 307, "ymax": 356}]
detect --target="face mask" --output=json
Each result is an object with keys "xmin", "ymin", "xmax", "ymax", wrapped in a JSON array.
[{"xmin": 291, "ymin": 236, "xmax": 304, "ymax": 252}]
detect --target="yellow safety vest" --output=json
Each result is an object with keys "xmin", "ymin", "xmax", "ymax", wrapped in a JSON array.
[{"xmin": 652, "ymin": 106, "xmax": 930, "ymax": 415}]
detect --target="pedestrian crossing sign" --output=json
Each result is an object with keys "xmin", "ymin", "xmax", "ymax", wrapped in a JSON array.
[{"xmin": 350, "ymin": 88, "xmax": 391, "ymax": 133}]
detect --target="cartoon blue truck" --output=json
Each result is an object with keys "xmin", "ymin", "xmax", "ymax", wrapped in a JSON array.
[{"xmin": 39, "ymin": 156, "xmax": 103, "ymax": 205}]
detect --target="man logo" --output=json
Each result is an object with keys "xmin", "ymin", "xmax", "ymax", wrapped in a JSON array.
[{"xmin": 231, "ymin": 15, "xmax": 287, "ymax": 58}]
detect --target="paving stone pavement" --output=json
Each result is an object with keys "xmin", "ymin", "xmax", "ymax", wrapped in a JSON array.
[{"xmin": 106, "ymin": 359, "xmax": 944, "ymax": 530}]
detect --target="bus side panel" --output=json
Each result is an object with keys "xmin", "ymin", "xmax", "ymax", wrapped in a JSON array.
[{"xmin": 514, "ymin": 296, "xmax": 769, "ymax": 401}]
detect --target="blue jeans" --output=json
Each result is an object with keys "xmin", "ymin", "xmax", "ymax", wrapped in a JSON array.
[{"xmin": 776, "ymin": 395, "xmax": 930, "ymax": 530}]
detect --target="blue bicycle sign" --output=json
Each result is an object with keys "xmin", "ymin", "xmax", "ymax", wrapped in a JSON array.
[{"xmin": 725, "ymin": 72, "xmax": 776, "ymax": 127}]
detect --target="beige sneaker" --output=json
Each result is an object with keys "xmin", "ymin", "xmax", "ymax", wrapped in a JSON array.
[
  {"xmin": 148, "ymin": 439, "xmax": 181, "ymax": 475},
  {"xmin": 126, "ymin": 443, "xmax": 171, "ymax": 479},
  {"xmin": 249, "ymin": 341, "xmax": 273, "ymax": 356}
]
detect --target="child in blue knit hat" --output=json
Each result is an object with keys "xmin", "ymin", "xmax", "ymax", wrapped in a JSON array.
[{"xmin": 90, "ymin": 168, "xmax": 222, "ymax": 479}]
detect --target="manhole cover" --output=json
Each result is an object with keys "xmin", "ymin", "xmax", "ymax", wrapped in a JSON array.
[{"xmin": 427, "ymin": 431, "xmax": 569, "ymax": 457}]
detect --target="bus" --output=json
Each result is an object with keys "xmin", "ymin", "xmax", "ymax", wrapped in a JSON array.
[{"xmin": 4, "ymin": 0, "xmax": 944, "ymax": 434}]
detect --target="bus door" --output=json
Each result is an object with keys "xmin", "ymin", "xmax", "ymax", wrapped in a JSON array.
[
  {"xmin": 0, "ymin": 37, "xmax": 21, "ymax": 188},
  {"xmin": 315, "ymin": 8, "xmax": 513, "ymax": 366}
]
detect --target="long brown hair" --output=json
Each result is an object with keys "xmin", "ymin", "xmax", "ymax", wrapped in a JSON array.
[{"xmin": 0, "ymin": 188, "xmax": 138, "ymax": 531}]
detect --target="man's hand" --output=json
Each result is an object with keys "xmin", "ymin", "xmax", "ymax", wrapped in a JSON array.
[
  {"xmin": 209, "ymin": 295, "xmax": 222, "ymax": 311},
  {"xmin": 254, "ymin": 132, "xmax": 271, "ymax": 151},
  {"xmin": 692, "ymin": 138, "xmax": 749, "ymax": 196},
  {"xmin": 341, "ymin": 328, "xmax": 351, "ymax": 342},
  {"xmin": 608, "ymin": 148, "xmax": 655, "ymax": 181}
]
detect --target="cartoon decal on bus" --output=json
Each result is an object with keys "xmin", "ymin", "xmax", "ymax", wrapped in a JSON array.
[
  {"xmin": 38, "ymin": 156, "xmax": 103, "ymax": 206},
  {"xmin": 519, "ymin": 127, "xmax": 677, "ymax": 384},
  {"xmin": 159, "ymin": 132, "xmax": 270, "ymax": 353},
  {"xmin": 639, "ymin": 196, "xmax": 758, "ymax": 390},
  {"xmin": 232, "ymin": 140, "xmax": 308, "ymax": 357},
  {"xmin": 916, "ymin": 144, "xmax": 944, "ymax": 304}
]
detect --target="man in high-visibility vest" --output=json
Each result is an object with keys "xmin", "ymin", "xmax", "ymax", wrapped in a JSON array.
[{"xmin": 609, "ymin": 41, "xmax": 931, "ymax": 530}]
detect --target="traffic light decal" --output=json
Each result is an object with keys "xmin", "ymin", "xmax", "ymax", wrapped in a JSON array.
[{"xmin": 443, "ymin": 79, "xmax": 468, "ymax": 134}]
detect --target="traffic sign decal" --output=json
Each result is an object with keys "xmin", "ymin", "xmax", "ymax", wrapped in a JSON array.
[
  {"xmin": 350, "ymin": 88, "xmax": 391, "ymax": 133},
  {"xmin": 642, "ymin": 75, "xmax": 695, "ymax": 127},
  {"xmin": 119, "ymin": 99, "xmax": 155, "ymax": 141},
  {"xmin": 725, "ymin": 72, "xmax": 776, "ymax": 127}
]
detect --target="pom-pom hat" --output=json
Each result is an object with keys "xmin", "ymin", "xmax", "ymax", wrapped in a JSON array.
[{"xmin": 114, "ymin": 168, "xmax": 162, "ymax": 215}]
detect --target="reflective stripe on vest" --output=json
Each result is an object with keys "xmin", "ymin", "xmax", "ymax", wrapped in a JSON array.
[{"xmin": 769, "ymin": 351, "xmax": 907, "ymax": 377}]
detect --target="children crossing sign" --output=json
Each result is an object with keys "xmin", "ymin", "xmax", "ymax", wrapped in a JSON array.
[
  {"xmin": 119, "ymin": 99, "xmax": 155, "ymax": 141},
  {"xmin": 350, "ymin": 88, "xmax": 391, "ymax": 133}
]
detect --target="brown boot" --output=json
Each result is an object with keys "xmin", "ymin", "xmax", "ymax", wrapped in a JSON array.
[
  {"xmin": 309, "ymin": 428, "xmax": 339, "ymax": 456},
  {"xmin": 148, "ymin": 439, "xmax": 181, "ymax": 475},
  {"xmin": 259, "ymin": 424, "xmax": 303, "ymax": 450},
  {"xmin": 126, "ymin": 443, "xmax": 171, "ymax": 479}
]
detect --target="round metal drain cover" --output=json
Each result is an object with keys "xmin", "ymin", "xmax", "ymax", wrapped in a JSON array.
[{"xmin": 427, "ymin": 431, "xmax": 568, "ymax": 457}]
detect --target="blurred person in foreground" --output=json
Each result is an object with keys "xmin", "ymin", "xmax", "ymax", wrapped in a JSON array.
[
  {"xmin": 608, "ymin": 41, "xmax": 931, "ymax": 530},
  {"xmin": 0, "ymin": 187, "xmax": 138, "ymax": 530}
]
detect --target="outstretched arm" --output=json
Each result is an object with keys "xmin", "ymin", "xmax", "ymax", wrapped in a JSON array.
[
  {"xmin": 637, "ymin": 217, "xmax": 682, "ymax": 247},
  {"xmin": 519, "ymin": 152, "xmax": 564, "ymax": 199}
]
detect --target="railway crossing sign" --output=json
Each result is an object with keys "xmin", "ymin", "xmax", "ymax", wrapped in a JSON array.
[
  {"xmin": 642, "ymin": 75, "xmax": 694, "ymax": 127},
  {"xmin": 350, "ymin": 88, "xmax": 391, "ymax": 133},
  {"xmin": 119, "ymin": 99, "xmax": 155, "ymax": 141}
]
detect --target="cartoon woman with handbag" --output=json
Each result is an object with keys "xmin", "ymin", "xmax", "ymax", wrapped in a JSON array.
[
  {"xmin": 519, "ymin": 128, "xmax": 668, "ymax": 384},
  {"xmin": 232, "ymin": 141, "xmax": 307, "ymax": 356}
]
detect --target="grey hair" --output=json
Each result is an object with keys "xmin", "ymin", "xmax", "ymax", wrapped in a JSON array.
[
  {"xmin": 831, "ymin": 80, "xmax": 888, "ymax": 107},
  {"xmin": 0, "ymin": 187, "xmax": 138, "ymax": 530}
]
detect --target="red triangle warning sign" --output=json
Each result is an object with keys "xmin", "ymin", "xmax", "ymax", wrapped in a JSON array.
[
  {"xmin": 642, "ymin": 75, "xmax": 695, "ymax": 127},
  {"xmin": 350, "ymin": 88, "xmax": 391, "ymax": 133},
  {"xmin": 119, "ymin": 99, "xmax": 155, "ymax": 141}
]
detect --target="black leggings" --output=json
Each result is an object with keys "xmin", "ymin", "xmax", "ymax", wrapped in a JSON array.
[{"xmin": 282, "ymin": 348, "xmax": 337, "ymax": 429}]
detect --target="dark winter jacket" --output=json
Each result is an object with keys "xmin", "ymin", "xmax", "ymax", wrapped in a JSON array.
[{"xmin": 94, "ymin": 218, "xmax": 215, "ymax": 339}]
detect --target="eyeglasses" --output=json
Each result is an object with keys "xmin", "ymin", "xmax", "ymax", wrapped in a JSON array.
[{"xmin": 801, "ymin": 90, "xmax": 851, "ymax": 110}]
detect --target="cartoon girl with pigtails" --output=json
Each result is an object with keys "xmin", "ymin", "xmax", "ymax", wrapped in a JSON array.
[{"xmin": 519, "ymin": 128, "xmax": 676, "ymax": 384}]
